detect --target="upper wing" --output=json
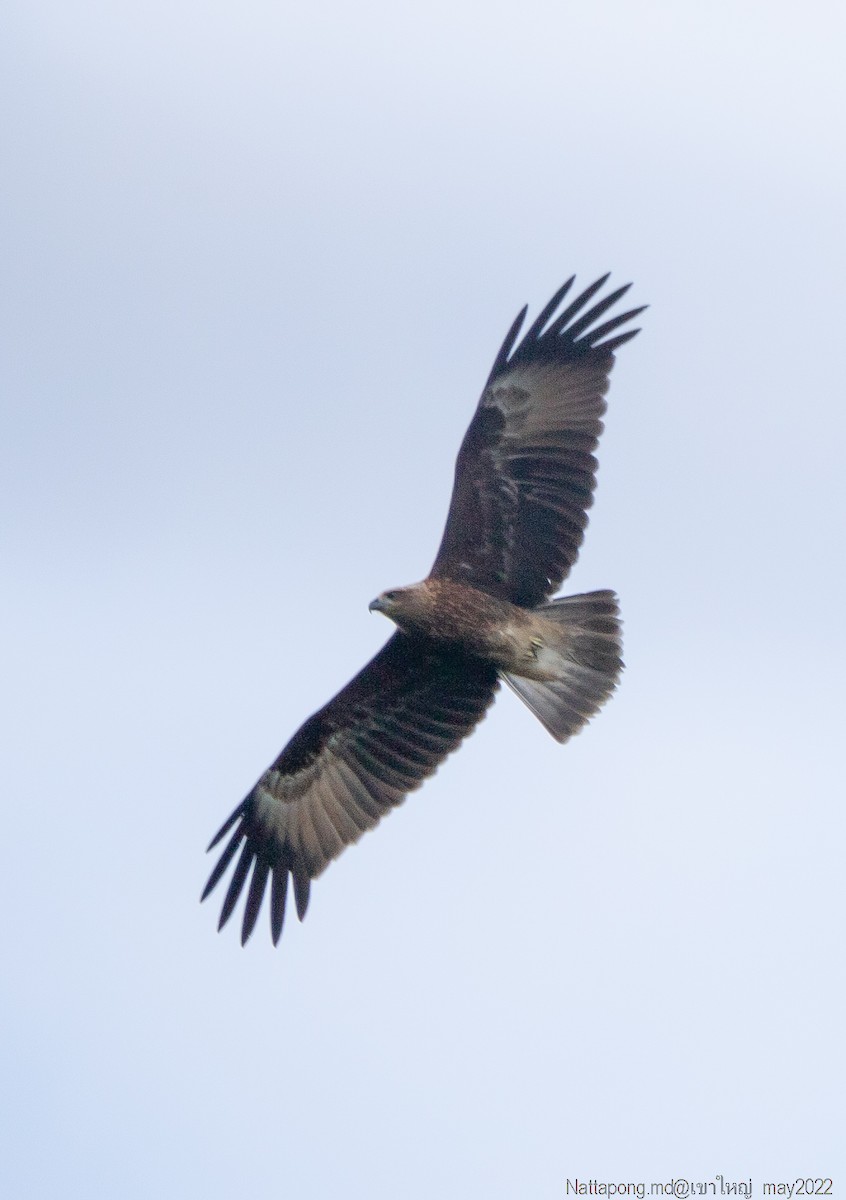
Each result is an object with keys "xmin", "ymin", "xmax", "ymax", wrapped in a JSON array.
[
  {"xmin": 202, "ymin": 632, "xmax": 499, "ymax": 944},
  {"xmin": 430, "ymin": 275, "xmax": 645, "ymax": 607}
]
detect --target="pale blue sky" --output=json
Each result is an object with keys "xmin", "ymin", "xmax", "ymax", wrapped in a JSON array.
[{"xmin": 3, "ymin": 2, "xmax": 844, "ymax": 1196}]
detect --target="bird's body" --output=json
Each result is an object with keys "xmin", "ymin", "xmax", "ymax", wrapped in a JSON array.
[
  {"xmin": 371, "ymin": 578, "xmax": 616, "ymax": 683},
  {"xmin": 202, "ymin": 273, "xmax": 644, "ymax": 943},
  {"xmin": 371, "ymin": 579, "xmax": 535, "ymax": 660}
]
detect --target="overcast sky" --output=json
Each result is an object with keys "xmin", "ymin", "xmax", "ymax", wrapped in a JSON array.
[{"xmin": 3, "ymin": 2, "xmax": 844, "ymax": 1196}]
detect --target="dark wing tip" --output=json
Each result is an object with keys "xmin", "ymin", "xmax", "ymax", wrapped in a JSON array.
[
  {"xmin": 206, "ymin": 800, "xmax": 247, "ymax": 851},
  {"xmin": 490, "ymin": 273, "xmax": 644, "ymax": 376},
  {"xmin": 585, "ymin": 304, "xmax": 648, "ymax": 349},
  {"xmin": 200, "ymin": 821, "xmax": 244, "ymax": 903},
  {"xmin": 486, "ymin": 303, "xmax": 528, "ymax": 382},
  {"xmin": 216, "ymin": 840, "xmax": 254, "ymax": 932},
  {"xmin": 520, "ymin": 275, "xmax": 576, "ymax": 345},
  {"xmin": 598, "ymin": 328, "xmax": 641, "ymax": 352},
  {"xmin": 202, "ymin": 797, "xmax": 311, "ymax": 945},
  {"xmin": 270, "ymin": 868, "xmax": 289, "ymax": 945},
  {"xmin": 240, "ymin": 857, "xmax": 270, "ymax": 945},
  {"xmin": 293, "ymin": 872, "xmax": 311, "ymax": 921}
]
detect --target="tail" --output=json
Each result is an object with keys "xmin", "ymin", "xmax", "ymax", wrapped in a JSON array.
[{"xmin": 501, "ymin": 590, "xmax": 623, "ymax": 743}]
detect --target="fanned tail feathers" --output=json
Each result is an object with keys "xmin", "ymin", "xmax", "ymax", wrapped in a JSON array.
[{"xmin": 502, "ymin": 590, "xmax": 623, "ymax": 742}]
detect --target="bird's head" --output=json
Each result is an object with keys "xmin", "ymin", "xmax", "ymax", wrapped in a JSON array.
[{"xmin": 368, "ymin": 582, "xmax": 432, "ymax": 634}]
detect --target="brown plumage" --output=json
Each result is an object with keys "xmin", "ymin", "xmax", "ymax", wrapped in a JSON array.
[{"xmin": 202, "ymin": 273, "xmax": 645, "ymax": 943}]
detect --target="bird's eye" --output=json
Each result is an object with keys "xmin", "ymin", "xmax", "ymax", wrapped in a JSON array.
[{"xmin": 384, "ymin": 590, "xmax": 398, "ymax": 601}]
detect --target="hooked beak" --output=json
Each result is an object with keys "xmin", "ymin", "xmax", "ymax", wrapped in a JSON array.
[{"xmin": 368, "ymin": 596, "xmax": 385, "ymax": 613}]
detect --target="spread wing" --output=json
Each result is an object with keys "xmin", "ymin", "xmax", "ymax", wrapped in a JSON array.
[
  {"xmin": 202, "ymin": 633, "xmax": 499, "ymax": 944},
  {"xmin": 430, "ymin": 275, "xmax": 645, "ymax": 607}
]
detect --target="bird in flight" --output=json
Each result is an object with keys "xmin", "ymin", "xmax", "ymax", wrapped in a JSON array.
[{"xmin": 202, "ymin": 273, "xmax": 644, "ymax": 944}]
